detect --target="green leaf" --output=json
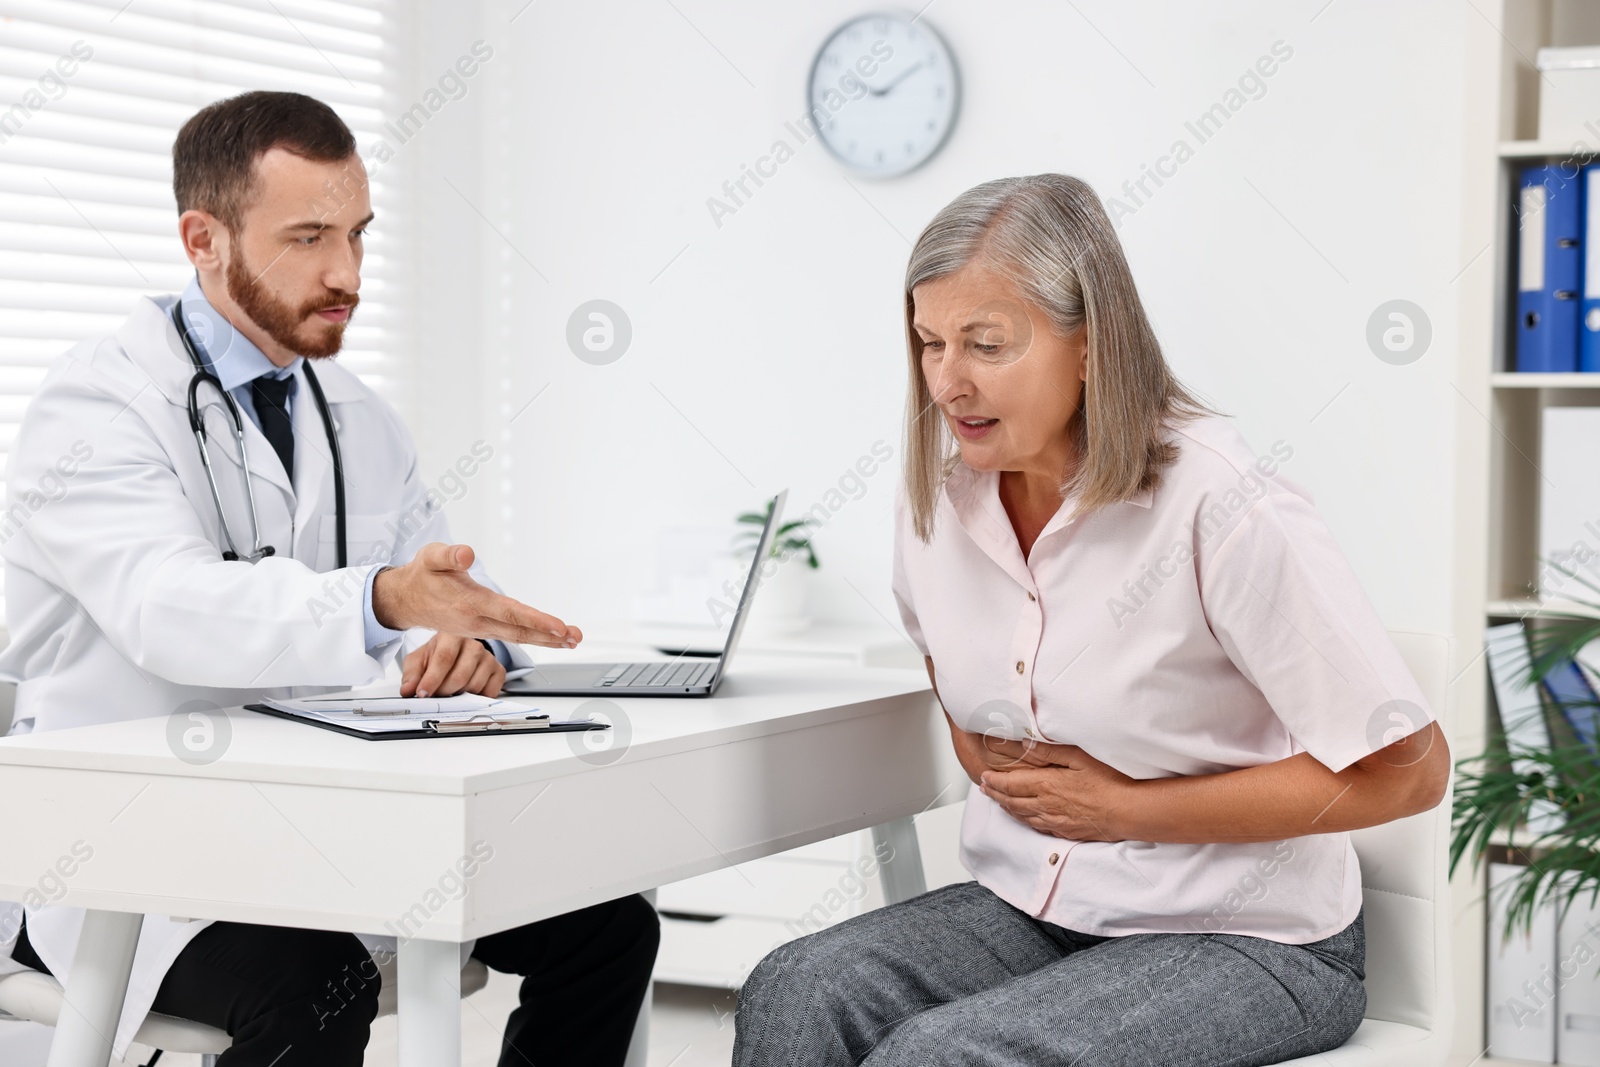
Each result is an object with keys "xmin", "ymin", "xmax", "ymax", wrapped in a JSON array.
[
  {"xmin": 729, "ymin": 499, "xmax": 820, "ymax": 568},
  {"xmin": 1450, "ymin": 734, "xmax": 1600, "ymax": 941},
  {"xmin": 1528, "ymin": 615, "xmax": 1600, "ymax": 686}
]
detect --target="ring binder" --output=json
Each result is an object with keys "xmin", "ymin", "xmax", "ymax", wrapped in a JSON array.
[{"xmin": 1518, "ymin": 164, "xmax": 1584, "ymax": 372}]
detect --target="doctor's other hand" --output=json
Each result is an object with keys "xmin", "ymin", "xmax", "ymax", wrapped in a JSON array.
[
  {"xmin": 400, "ymin": 633, "xmax": 505, "ymax": 698},
  {"xmin": 371, "ymin": 542, "xmax": 583, "ymax": 650}
]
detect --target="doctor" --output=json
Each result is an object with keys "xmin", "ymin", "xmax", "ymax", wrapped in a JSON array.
[{"xmin": 0, "ymin": 91, "xmax": 658, "ymax": 1066}]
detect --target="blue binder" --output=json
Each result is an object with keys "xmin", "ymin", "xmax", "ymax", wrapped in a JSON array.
[
  {"xmin": 1584, "ymin": 164, "xmax": 1600, "ymax": 371},
  {"xmin": 1517, "ymin": 164, "xmax": 1583, "ymax": 373},
  {"xmin": 1540, "ymin": 657, "xmax": 1600, "ymax": 758}
]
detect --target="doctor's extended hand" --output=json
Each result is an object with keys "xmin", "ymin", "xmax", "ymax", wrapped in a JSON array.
[
  {"xmin": 371, "ymin": 542, "xmax": 583, "ymax": 650},
  {"xmin": 976, "ymin": 738, "xmax": 1136, "ymax": 844}
]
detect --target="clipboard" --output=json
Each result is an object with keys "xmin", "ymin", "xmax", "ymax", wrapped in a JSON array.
[{"xmin": 244, "ymin": 703, "xmax": 611, "ymax": 742}]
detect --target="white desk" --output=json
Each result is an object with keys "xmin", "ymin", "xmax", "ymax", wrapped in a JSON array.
[{"xmin": 0, "ymin": 664, "xmax": 955, "ymax": 1067}]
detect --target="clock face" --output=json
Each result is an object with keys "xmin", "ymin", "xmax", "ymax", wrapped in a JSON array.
[{"xmin": 807, "ymin": 12, "xmax": 960, "ymax": 178}]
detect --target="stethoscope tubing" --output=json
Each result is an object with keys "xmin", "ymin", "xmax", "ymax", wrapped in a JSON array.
[{"xmin": 171, "ymin": 298, "xmax": 346, "ymax": 567}]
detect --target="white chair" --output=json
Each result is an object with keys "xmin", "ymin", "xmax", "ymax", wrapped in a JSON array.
[
  {"xmin": 0, "ymin": 954, "xmax": 492, "ymax": 1065},
  {"xmin": 0, "ymin": 947, "xmax": 653, "ymax": 1065},
  {"xmin": 1277, "ymin": 630, "xmax": 1453, "ymax": 1065}
]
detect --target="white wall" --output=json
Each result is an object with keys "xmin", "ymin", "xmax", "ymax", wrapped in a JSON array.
[
  {"xmin": 406, "ymin": 0, "xmax": 1471, "ymax": 642},
  {"xmin": 390, "ymin": 3, "xmax": 495, "ymax": 553}
]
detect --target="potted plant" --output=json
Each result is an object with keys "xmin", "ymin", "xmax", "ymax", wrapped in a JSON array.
[
  {"xmin": 1451, "ymin": 567, "xmax": 1600, "ymax": 944},
  {"xmin": 733, "ymin": 500, "xmax": 820, "ymax": 636}
]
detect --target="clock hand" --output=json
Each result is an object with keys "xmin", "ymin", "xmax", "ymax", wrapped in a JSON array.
[{"xmin": 864, "ymin": 60, "xmax": 926, "ymax": 97}]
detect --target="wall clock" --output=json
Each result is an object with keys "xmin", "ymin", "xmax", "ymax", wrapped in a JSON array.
[{"xmin": 808, "ymin": 11, "xmax": 961, "ymax": 178}]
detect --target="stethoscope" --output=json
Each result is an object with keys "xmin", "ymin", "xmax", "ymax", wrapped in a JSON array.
[{"xmin": 172, "ymin": 299, "xmax": 347, "ymax": 566}]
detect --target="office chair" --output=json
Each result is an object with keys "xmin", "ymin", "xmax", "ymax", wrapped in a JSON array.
[
  {"xmin": 1277, "ymin": 630, "xmax": 1454, "ymax": 1065},
  {"xmin": 0, "ymin": 933, "xmax": 651, "ymax": 1066},
  {"xmin": 0, "ymin": 954, "xmax": 489, "ymax": 1064}
]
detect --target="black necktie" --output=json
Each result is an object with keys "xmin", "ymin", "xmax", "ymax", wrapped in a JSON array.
[{"xmin": 251, "ymin": 375, "xmax": 294, "ymax": 481}]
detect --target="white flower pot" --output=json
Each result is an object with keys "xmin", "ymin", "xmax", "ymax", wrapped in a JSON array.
[{"xmin": 742, "ymin": 553, "xmax": 813, "ymax": 637}]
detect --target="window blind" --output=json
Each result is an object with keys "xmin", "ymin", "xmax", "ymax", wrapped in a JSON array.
[{"xmin": 0, "ymin": 0, "xmax": 404, "ymax": 610}]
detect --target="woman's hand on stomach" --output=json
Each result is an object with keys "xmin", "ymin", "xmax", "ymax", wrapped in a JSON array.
[
  {"xmin": 974, "ymin": 737, "xmax": 1135, "ymax": 842},
  {"xmin": 930, "ymin": 654, "xmax": 1134, "ymax": 843}
]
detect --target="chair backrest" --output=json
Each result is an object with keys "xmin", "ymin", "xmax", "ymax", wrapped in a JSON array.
[
  {"xmin": 1350, "ymin": 630, "xmax": 1453, "ymax": 1036},
  {"xmin": 0, "ymin": 626, "xmax": 13, "ymax": 736}
]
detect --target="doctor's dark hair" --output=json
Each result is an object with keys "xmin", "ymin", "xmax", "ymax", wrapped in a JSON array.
[
  {"xmin": 172, "ymin": 91, "xmax": 357, "ymax": 232},
  {"xmin": 901, "ymin": 173, "xmax": 1218, "ymax": 542}
]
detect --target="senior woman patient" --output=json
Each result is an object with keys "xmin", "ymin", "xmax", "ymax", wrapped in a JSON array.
[{"xmin": 732, "ymin": 173, "xmax": 1451, "ymax": 1067}]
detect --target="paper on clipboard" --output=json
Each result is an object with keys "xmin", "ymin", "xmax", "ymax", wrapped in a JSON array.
[
  {"xmin": 285, "ymin": 694, "xmax": 509, "ymax": 715},
  {"xmin": 261, "ymin": 695, "xmax": 556, "ymax": 736}
]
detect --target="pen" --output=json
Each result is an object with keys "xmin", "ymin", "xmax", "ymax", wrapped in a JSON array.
[{"xmin": 351, "ymin": 706, "xmax": 410, "ymax": 717}]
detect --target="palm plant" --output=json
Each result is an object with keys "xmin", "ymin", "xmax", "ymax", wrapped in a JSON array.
[
  {"xmin": 734, "ymin": 499, "xmax": 820, "ymax": 569},
  {"xmin": 1451, "ymin": 565, "xmax": 1600, "ymax": 940}
]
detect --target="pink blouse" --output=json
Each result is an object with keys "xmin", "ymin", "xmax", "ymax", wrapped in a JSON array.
[{"xmin": 892, "ymin": 414, "xmax": 1434, "ymax": 944}]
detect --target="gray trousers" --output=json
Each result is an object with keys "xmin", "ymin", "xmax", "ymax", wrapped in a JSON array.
[{"xmin": 733, "ymin": 881, "xmax": 1366, "ymax": 1067}]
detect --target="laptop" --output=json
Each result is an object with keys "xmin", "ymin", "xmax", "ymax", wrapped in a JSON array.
[{"xmin": 502, "ymin": 490, "xmax": 787, "ymax": 698}]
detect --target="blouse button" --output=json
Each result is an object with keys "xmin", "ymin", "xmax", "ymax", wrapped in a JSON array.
[
  {"xmin": 1025, "ymin": 727, "xmax": 1037, "ymax": 739},
  {"xmin": 1014, "ymin": 660, "xmax": 1025, "ymax": 674},
  {"xmin": 1048, "ymin": 853, "xmax": 1060, "ymax": 866}
]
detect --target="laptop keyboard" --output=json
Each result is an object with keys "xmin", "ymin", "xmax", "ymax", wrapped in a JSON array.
[{"xmin": 601, "ymin": 661, "xmax": 717, "ymax": 688}]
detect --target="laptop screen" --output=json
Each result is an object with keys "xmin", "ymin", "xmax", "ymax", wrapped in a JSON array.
[{"xmin": 708, "ymin": 489, "xmax": 788, "ymax": 686}]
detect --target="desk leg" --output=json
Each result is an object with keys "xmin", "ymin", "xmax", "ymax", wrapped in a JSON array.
[
  {"xmin": 872, "ymin": 817, "xmax": 927, "ymax": 906},
  {"xmin": 397, "ymin": 938, "xmax": 460, "ymax": 1067},
  {"xmin": 45, "ymin": 908, "xmax": 143, "ymax": 1067}
]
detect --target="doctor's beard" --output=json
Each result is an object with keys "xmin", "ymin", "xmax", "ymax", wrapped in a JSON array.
[{"xmin": 225, "ymin": 250, "xmax": 360, "ymax": 359}]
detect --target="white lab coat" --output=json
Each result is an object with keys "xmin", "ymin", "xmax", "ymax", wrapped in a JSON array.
[{"xmin": 0, "ymin": 294, "xmax": 532, "ymax": 1058}]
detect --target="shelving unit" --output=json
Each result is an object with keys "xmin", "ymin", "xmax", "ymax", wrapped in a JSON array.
[
  {"xmin": 1498, "ymin": 139, "xmax": 1599, "ymax": 159},
  {"xmin": 1491, "ymin": 372, "xmax": 1600, "ymax": 388},
  {"xmin": 1485, "ymin": 126, "xmax": 1600, "ymax": 609},
  {"xmin": 1482, "ymin": 21, "xmax": 1600, "ymax": 619},
  {"xmin": 1487, "ymin": 597, "xmax": 1600, "ymax": 620},
  {"xmin": 1462, "ymin": 3, "xmax": 1600, "ymax": 1064}
]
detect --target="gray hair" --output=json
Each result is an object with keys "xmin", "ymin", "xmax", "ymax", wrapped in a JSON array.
[{"xmin": 901, "ymin": 173, "xmax": 1217, "ymax": 541}]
